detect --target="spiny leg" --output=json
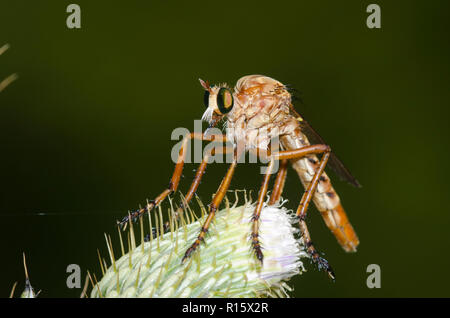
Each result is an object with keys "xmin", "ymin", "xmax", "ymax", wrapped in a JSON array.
[
  {"xmin": 174, "ymin": 146, "xmax": 232, "ymax": 219},
  {"xmin": 296, "ymin": 152, "xmax": 335, "ymax": 280},
  {"xmin": 154, "ymin": 146, "xmax": 233, "ymax": 237},
  {"xmin": 251, "ymin": 158, "xmax": 275, "ymax": 262},
  {"xmin": 182, "ymin": 160, "xmax": 237, "ymax": 262},
  {"xmin": 118, "ymin": 132, "xmax": 227, "ymax": 227},
  {"xmin": 250, "ymin": 146, "xmax": 327, "ymax": 264},
  {"xmin": 269, "ymin": 159, "xmax": 288, "ymax": 205},
  {"xmin": 275, "ymin": 145, "xmax": 335, "ymax": 279},
  {"xmin": 144, "ymin": 151, "xmax": 214, "ymax": 242}
]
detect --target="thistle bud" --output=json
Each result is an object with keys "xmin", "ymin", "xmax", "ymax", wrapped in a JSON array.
[{"xmin": 91, "ymin": 201, "xmax": 307, "ymax": 298}]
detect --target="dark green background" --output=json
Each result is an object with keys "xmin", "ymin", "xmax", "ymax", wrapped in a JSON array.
[{"xmin": 1, "ymin": 0, "xmax": 449, "ymax": 297}]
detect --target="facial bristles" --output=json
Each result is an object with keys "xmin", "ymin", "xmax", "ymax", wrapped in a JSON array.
[{"xmin": 201, "ymin": 107, "xmax": 214, "ymax": 123}]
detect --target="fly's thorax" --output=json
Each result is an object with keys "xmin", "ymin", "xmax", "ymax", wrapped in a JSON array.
[{"xmin": 225, "ymin": 75, "xmax": 296, "ymax": 151}]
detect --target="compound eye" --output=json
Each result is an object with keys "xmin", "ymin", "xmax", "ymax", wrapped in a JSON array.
[
  {"xmin": 203, "ymin": 90, "xmax": 210, "ymax": 108},
  {"xmin": 216, "ymin": 88, "xmax": 234, "ymax": 114}
]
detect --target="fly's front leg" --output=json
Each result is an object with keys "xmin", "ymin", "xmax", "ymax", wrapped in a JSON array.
[
  {"xmin": 174, "ymin": 146, "xmax": 232, "ymax": 220},
  {"xmin": 155, "ymin": 146, "xmax": 232, "ymax": 236},
  {"xmin": 117, "ymin": 132, "xmax": 227, "ymax": 227},
  {"xmin": 276, "ymin": 145, "xmax": 335, "ymax": 280},
  {"xmin": 143, "ymin": 146, "xmax": 232, "ymax": 242},
  {"xmin": 144, "ymin": 151, "xmax": 213, "ymax": 241},
  {"xmin": 182, "ymin": 160, "xmax": 237, "ymax": 263}
]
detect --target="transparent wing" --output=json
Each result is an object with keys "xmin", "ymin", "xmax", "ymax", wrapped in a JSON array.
[{"xmin": 289, "ymin": 105, "xmax": 361, "ymax": 188}]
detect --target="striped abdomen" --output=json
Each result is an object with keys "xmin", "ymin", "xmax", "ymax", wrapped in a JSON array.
[{"xmin": 280, "ymin": 129, "xmax": 359, "ymax": 252}]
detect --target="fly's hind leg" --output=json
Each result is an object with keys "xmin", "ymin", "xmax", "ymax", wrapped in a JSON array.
[
  {"xmin": 296, "ymin": 150, "xmax": 334, "ymax": 279},
  {"xmin": 275, "ymin": 145, "xmax": 335, "ymax": 280}
]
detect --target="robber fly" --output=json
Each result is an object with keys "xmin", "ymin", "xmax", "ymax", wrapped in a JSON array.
[{"xmin": 120, "ymin": 75, "xmax": 360, "ymax": 280}]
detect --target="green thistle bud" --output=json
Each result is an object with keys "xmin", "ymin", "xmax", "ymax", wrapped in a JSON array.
[{"xmin": 91, "ymin": 199, "xmax": 308, "ymax": 298}]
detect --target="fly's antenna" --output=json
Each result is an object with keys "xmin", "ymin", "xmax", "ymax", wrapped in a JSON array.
[{"xmin": 199, "ymin": 78, "xmax": 212, "ymax": 92}]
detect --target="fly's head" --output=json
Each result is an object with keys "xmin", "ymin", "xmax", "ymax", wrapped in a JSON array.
[{"xmin": 199, "ymin": 79, "xmax": 234, "ymax": 129}]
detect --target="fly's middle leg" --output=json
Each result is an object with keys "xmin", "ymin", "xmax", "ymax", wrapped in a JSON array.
[
  {"xmin": 269, "ymin": 159, "xmax": 288, "ymax": 205},
  {"xmin": 250, "ymin": 158, "xmax": 275, "ymax": 263}
]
